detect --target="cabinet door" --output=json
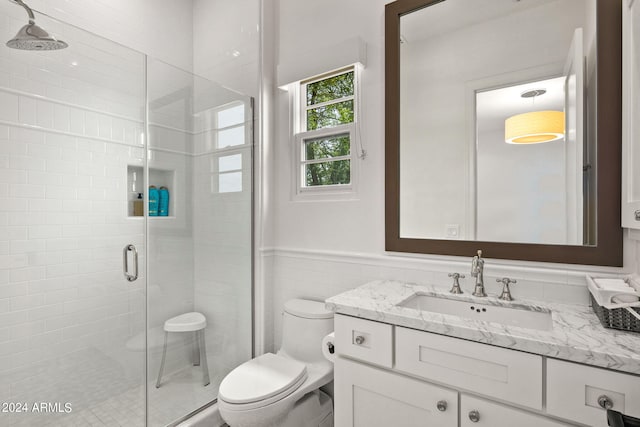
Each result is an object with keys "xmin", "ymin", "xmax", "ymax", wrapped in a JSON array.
[
  {"xmin": 622, "ymin": 0, "xmax": 640, "ymax": 228},
  {"xmin": 547, "ymin": 358, "xmax": 640, "ymax": 426},
  {"xmin": 395, "ymin": 326, "xmax": 543, "ymax": 410},
  {"xmin": 334, "ymin": 357, "xmax": 457, "ymax": 427},
  {"xmin": 460, "ymin": 394, "xmax": 574, "ymax": 427}
]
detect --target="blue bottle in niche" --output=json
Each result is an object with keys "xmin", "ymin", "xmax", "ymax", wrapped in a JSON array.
[
  {"xmin": 159, "ymin": 186, "xmax": 169, "ymax": 217},
  {"xmin": 148, "ymin": 186, "xmax": 159, "ymax": 216}
]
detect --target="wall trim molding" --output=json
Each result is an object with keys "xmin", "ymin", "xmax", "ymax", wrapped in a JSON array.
[
  {"xmin": 261, "ymin": 246, "xmax": 628, "ymax": 286},
  {"xmin": 0, "ymin": 85, "xmax": 141, "ymax": 123},
  {"xmin": 0, "ymin": 118, "xmax": 141, "ymax": 149}
]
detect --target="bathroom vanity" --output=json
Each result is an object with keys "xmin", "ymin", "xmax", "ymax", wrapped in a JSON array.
[{"xmin": 327, "ymin": 281, "xmax": 640, "ymax": 427}]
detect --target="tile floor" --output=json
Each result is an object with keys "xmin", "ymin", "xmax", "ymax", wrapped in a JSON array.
[{"xmin": 1, "ymin": 348, "xmax": 225, "ymax": 427}]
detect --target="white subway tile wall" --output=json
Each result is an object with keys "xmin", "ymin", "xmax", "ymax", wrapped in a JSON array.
[
  {"xmin": 0, "ymin": 8, "xmax": 153, "ymax": 426},
  {"xmin": 0, "ymin": 2, "xmax": 253, "ymax": 426}
]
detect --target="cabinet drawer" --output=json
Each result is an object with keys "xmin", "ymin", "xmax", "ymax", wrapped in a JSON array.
[
  {"xmin": 547, "ymin": 359, "xmax": 640, "ymax": 426},
  {"xmin": 335, "ymin": 357, "xmax": 458, "ymax": 427},
  {"xmin": 460, "ymin": 394, "xmax": 573, "ymax": 427},
  {"xmin": 334, "ymin": 315, "xmax": 393, "ymax": 368},
  {"xmin": 395, "ymin": 326, "xmax": 543, "ymax": 409}
]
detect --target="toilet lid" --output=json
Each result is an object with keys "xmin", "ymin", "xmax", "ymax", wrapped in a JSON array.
[
  {"xmin": 284, "ymin": 299, "xmax": 333, "ymax": 319},
  {"xmin": 218, "ymin": 353, "xmax": 307, "ymax": 405}
]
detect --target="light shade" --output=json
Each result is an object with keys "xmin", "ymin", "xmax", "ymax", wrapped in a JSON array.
[{"xmin": 504, "ymin": 110, "xmax": 565, "ymax": 144}]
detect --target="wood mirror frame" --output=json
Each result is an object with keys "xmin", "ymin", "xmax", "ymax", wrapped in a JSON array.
[{"xmin": 385, "ymin": 0, "xmax": 623, "ymax": 266}]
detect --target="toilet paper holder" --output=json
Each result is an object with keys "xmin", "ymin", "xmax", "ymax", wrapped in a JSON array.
[
  {"xmin": 322, "ymin": 332, "xmax": 336, "ymax": 363},
  {"xmin": 326, "ymin": 341, "xmax": 335, "ymax": 354}
]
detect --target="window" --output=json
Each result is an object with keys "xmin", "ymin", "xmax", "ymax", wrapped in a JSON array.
[
  {"xmin": 217, "ymin": 103, "xmax": 245, "ymax": 149},
  {"xmin": 208, "ymin": 101, "xmax": 249, "ymax": 194},
  {"xmin": 217, "ymin": 153, "xmax": 243, "ymax": 193},
  {"xmin": 294, "ymin": 67, "xmax": 358, "ymax": 195}
]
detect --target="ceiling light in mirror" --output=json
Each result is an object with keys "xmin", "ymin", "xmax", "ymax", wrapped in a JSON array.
[{"xmin": 505, "ymin": 110, "xmax": 565, "ymax": 144}]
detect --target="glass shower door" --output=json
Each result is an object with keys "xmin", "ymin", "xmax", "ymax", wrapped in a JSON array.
[
  {"xmin": 0, "ymin": 4, "xmax": 147, "ymax": 426},
  {"xmin": 146, "ymin": 59, "xmax": 253, "ymax": 426}
]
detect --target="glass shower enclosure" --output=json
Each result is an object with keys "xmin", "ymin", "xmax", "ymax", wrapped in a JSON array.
[{"xmin": 0, "ymin": 3, "xmax": 253, "ymax": 426}]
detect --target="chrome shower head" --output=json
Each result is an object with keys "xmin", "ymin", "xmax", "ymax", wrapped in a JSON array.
[{"xmin": 6, "ymin": 0, "xmax": 68, "ymax": 51}]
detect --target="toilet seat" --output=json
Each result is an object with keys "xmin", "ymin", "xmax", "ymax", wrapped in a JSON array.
[{"xmin": 219, "ymin": 353, "xmax": 308, "ymax": 410}]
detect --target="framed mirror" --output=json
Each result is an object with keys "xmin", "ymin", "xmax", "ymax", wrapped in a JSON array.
[{"xmin": 385, "ymin": 0, "xmax": 623, "ymax": 266}]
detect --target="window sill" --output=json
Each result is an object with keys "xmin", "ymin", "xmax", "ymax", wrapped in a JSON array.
[{"xmin": 293, "ymin": 185, "xmax": 359, "ymax": 202}]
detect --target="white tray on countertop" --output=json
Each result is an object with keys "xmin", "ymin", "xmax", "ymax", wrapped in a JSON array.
[{"xmin": 586, "ymin": 275, "xmax": 640, "ymax": 310}]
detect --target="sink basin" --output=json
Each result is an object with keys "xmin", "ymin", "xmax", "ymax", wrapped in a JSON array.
[{"xmin": 397, "ymin": 293, "xmax": 553, "ymax": 331}]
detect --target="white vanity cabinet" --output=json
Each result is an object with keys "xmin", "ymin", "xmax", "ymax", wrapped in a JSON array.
[
  {"xmin": 333, "ymin": 314, "xmax": 638, "ymax": 427},
  {"xmin": 335, "ymin": 357, "xmax": 458, "ymax": 427}
]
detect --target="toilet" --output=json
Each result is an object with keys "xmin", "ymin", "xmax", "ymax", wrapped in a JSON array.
[{"xmin": 218, "ymin": 299, "xmax": 334, "ymax": 427}]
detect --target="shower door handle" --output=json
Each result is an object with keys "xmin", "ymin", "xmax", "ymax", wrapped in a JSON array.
[{"xmin": 123, "ymin": 244, "xmax": 138, "ymax": 282}]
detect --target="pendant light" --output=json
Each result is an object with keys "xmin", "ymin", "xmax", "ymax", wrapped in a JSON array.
[{"xmin": 504, "ymin": 89, "xmax": 565, "ymax": 144}]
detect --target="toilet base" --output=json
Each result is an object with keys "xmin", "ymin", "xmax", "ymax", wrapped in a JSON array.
[
  {"xmin": 221, "ymin": 389, "xmax": 333, "ymax": 427},
  {"xmin": 281, "ymin": 390, "xmax": 333, "ymax": 427}
]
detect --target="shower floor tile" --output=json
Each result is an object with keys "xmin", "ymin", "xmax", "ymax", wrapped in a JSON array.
[
  {"xmin": 148, "ymin": 364, "xmax": 224, "ymax": 427},
  {"xmin": 0, "ymin": 350, "xmax": 228, "ymax": 427}
]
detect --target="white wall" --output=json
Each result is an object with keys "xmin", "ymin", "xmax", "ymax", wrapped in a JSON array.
[
  {"xmin": 266, "ymin": 0, "xmax": 390, "ymax": 351},
  {"xmin": 273, "ymin": 0, "xmax": 387, "ymax": 254},
  {"xmin": 267, "ymin": 0, "xmax": 632, "ymax": 353},
  {"xmin": 24, "ymin": 0, "xmax": 194, "ymax": 71},
  {"xmin": 477, "ymin": 129, "xmax": 566, "ymax": 244},
  {"xmin": 193, "ymin": 0, "xmax": 260, "ymax": 97}
]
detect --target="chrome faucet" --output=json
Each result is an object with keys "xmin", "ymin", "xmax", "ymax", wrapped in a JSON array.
[{"xmin": 470, "ymin": 250, "xmax": 487, "ymax": 297}]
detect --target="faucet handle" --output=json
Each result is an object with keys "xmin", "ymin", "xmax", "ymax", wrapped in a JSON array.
[
  {"xmin": 448, "ymin": 273, "xmax": 465, "ymax": 294},
  {"xmin": 497, "ymin": 277, "xmax": 517, "ymax": 301}
]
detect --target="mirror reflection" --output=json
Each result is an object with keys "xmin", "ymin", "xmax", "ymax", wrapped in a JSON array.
[{"xmin": 399, "ymin": 0, "xmax": 596, "ymax": 246}]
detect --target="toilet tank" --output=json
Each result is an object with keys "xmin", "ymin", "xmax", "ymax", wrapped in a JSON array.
[{"xmin": 279, "ymin": 299, "xmax": 334, "ymax": 363}]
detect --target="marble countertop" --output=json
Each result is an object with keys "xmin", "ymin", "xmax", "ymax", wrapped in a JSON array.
[{"xmin": 325, "ymin": 280, "xmax": 640, "ymax": 375}]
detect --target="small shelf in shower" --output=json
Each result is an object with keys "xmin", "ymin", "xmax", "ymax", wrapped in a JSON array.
[{"xmin": 127, "ymin": 165, "xmax": 176, "ymax": 217}]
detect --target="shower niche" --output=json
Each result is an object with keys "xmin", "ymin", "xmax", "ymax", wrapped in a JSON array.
[{"xmin": 127, "ymin": 165, "xmax": 176, "ymax": 218}]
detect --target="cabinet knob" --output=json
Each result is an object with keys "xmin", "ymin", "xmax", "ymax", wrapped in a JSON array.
[
  {"xmin": 468, "ymin": 410, "xmax": 480, "ymax": 423},
  {"xmin": 354, "ymin": 335, "xmax": 365, "ymax": 345},
  {"xmin": 598, "ymin": 395, "xmax": 614, "ymax": 410},
  {"xmin": 436, "ymin": 400, "xmax": 447, "ymax": 412}
]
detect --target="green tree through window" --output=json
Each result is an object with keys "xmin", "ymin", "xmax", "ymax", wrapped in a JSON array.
[
  {"xmin": 301, "ymin": 69, "xmax": 355, "ymax": 188},
  {"xmin": 305, "ymin": 135, "xmax": 351, "ymax": 186}
]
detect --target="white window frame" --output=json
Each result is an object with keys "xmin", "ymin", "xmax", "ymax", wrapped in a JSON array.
[
  {"xmin": 214, "ymin": 152, "xmax": 244, "ymax": 194},
  {"xmin": 206, "ymin": 100, "xmax": 252, "ymax": 196},
  {"xmin": 292, "ymin": 66, "xmax": 359, "ymax": 200},
  {"xmin": 213, "ymin": 100, "xmax": 250, "ymax": 151}
]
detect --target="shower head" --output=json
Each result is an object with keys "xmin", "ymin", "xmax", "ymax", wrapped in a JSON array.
[{"xmin": 6, "ymin": 0, "xmax": 68, "ymax": 51}]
